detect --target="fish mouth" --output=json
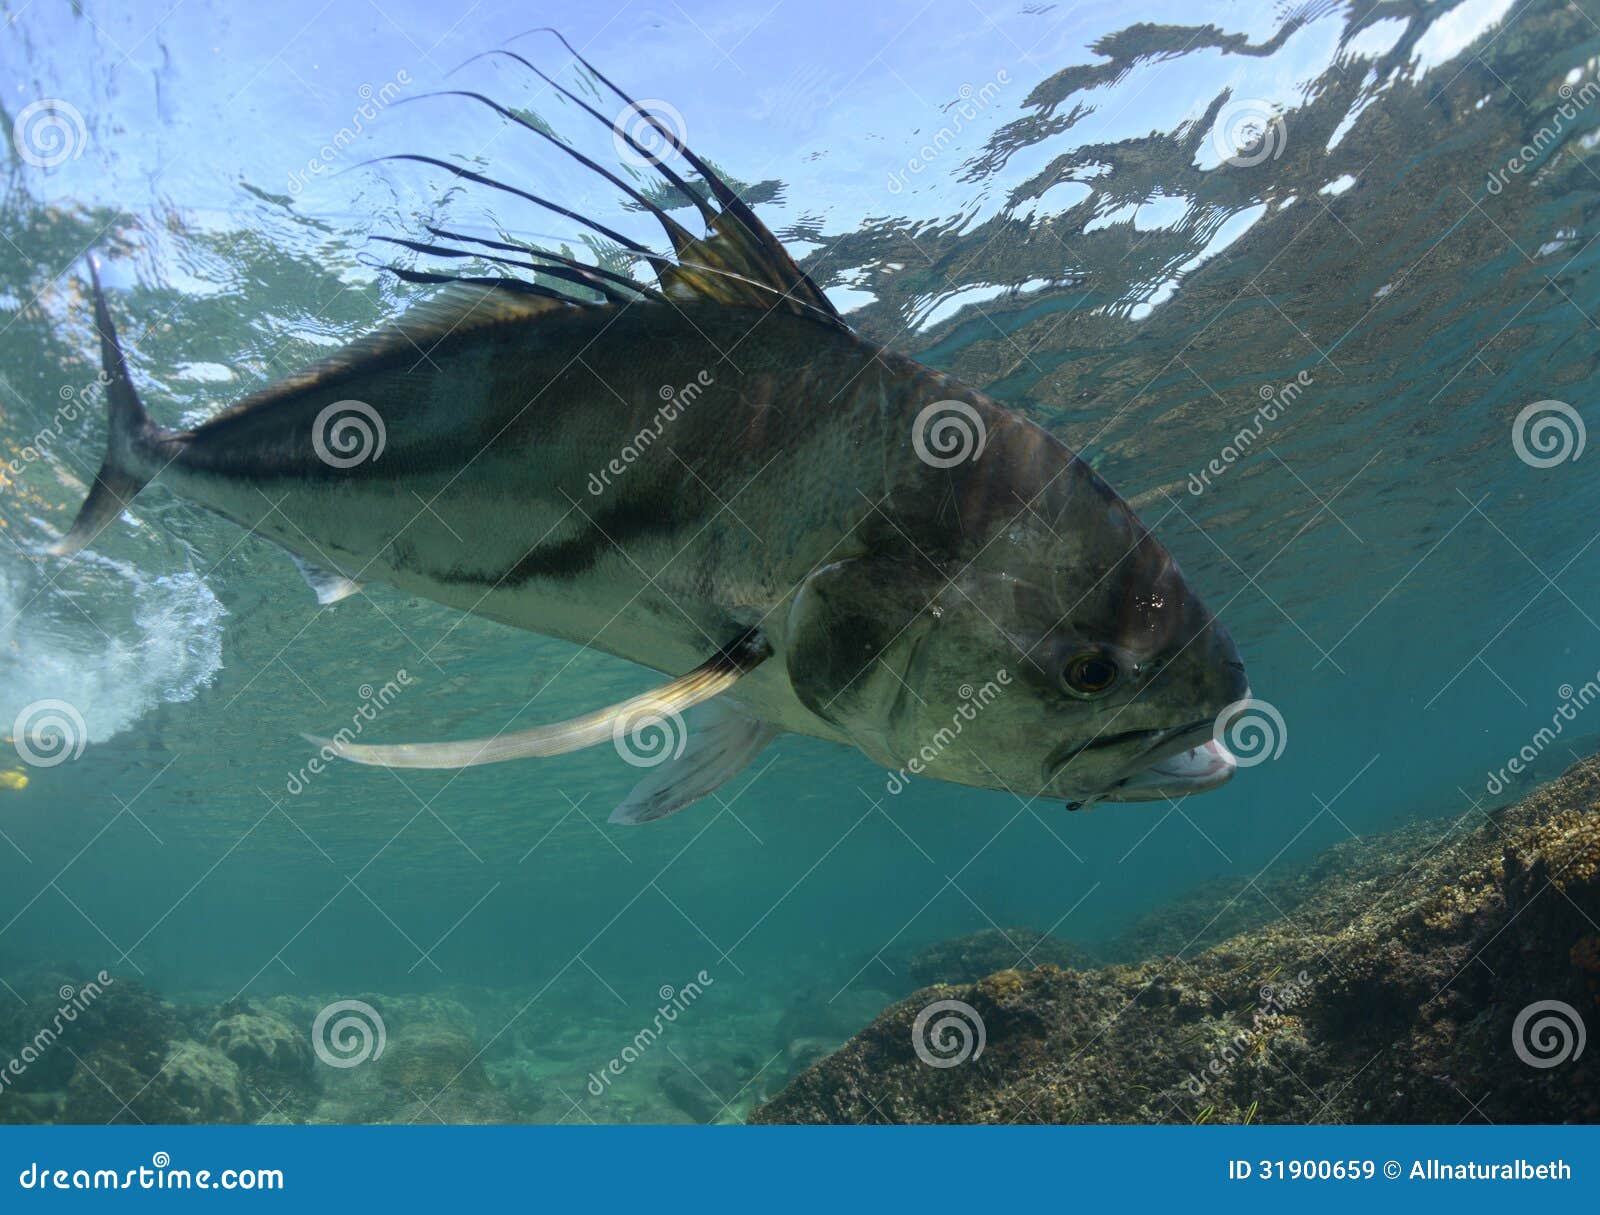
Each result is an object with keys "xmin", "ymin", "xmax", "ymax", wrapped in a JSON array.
[
  {"xmin": 1057, "ymin": 720, "xmax": 1236, "ymax": 809},
  {"xmin": 1106, "ymin": 736, "xmax": 1237, "ymax": 800},
  {"xmin": 1046, "ymin": 719, "xmax": 1212, "ymax": 783}
]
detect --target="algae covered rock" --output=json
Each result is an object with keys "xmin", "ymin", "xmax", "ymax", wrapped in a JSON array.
[
  {"xmin": 208, "ymin": 1010, "xmax": 313, "ymax": 1082},
  {"xmin": 62, "ymin": 1040, "xmax": 246, "ymax": 1124},
  {"xmin": 160, "ymin": 1041, "xmax": 246, "ymax": 1122},
  {"xmin": 312, "ymin": 1020, "xmax": 511, "ymax": 1124},
  {"xmin": 756, "ymin": 752, "xmax": 1600, "ymax": 1125},
  {"xmin": 375, "ymin": 1023, "xmax": 488, "ymax": 1095},
  {"xmin": 906, "ymin": 927, "xmax": 1081, "ymax": 987}
]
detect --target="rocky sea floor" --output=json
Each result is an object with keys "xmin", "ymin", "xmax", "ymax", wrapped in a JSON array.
[{"xmin": 3, "ymin": 753, "xmax": 1597, "ymax": 1125}]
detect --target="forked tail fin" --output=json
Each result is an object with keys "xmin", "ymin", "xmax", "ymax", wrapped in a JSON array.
[{"xmin": 48, "ymin": 260, "xmax": 171, "ymax": 556}]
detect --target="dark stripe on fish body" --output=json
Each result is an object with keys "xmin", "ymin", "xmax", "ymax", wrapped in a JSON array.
[{"xmin": 431, "ymin": 476, "xmax": 698, "ymax": 586}]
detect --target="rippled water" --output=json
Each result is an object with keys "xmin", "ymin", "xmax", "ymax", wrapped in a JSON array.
[{"xmin": 2, "ymin": 0, "xmax": 1599, "ymax": 1122}]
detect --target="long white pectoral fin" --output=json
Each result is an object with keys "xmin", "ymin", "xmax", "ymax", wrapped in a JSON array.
[
  {"xmin": 306, "ymin": 631, "xmax": 772, "ymax": 770},
  {"xmin": 609, "ymin": 699, "xmax": 779, "ymax": 826},
  {"xmin": 289, "ymin": 554, "xmax": 362, "ymax": 605}
]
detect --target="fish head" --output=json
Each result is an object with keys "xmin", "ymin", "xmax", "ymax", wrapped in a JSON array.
[{"xmin": 785, "ymin": 433, "xmax": 1248, "ymax": 807}]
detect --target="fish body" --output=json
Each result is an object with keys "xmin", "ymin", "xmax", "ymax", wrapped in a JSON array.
[{"xmin": 55, "ymin": 40, "xmax": 1249, "ymax": 821}]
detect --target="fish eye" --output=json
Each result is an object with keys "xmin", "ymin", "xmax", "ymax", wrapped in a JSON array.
[{"xmin": 1061, "ymin": 649, "xmax": 1120, "ymax": 697}]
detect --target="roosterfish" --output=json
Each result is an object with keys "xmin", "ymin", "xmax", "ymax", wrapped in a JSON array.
[{"xmin": 50, "ymin": 33, "xmax": 1248, "ymax": 823}]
